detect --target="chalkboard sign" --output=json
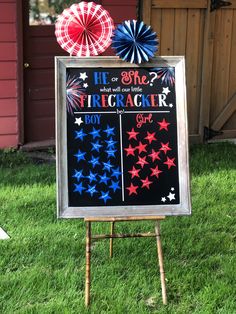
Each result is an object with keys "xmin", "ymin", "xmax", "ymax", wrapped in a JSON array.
[{"xmin": 56, "ymin": 56, "xmax": 191, "ymax": 218}]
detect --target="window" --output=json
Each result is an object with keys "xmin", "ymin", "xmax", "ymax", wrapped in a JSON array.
[{"xmin": 29, "ymin": 0, "xmax": 81, "ymax": 25}]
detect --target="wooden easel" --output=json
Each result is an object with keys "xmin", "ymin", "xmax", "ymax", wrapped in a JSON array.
[{"xmin": 84, "ymin": 216, "xmax": 167, "ymax": 307}]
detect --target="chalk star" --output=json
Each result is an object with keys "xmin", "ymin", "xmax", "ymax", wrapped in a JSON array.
[
  {"xmin": 109, "ymin": 180, "xmax": 121, "ymax": 192},
  {"xmin": 141, "ymin": 177, "xmax": 153, "ymax": 189},
  {"xmin": 83, "ymin": 83, "xmax": 88, "ymax": 88},
  {"xmin": 103, "ymin": 124, "xmax": 115, "ymax": 137},
  {"xmin": 105, "ymin": 148, "xmax": 117, "ymax": 158},
  {"xmin": 169, "ymin": 104, "xmax": 173, "ymax": 108},
  {"xmin": 75, "ymin": 129, "xmax": 87, "ymax": 141},
  {"xmin": 124, "ymin": 144, "xmax": 136, "ymax": 156},
  {"xmin": 158, "ymin": 118, "xmax": 170, "ymax": 131},
  {"xmin": 111, "ymin": 167, "xmax": 122, "ymax": 179},
  {"xmin": 102, "ymin": 160, "xmax": 114, "ymax": 172},
  {"xmin": 135, "ymin": 141, "xmax": 147, "ymax": 154},
  {"xmin": 144, "ymin": 131, "xmax": 157, "ymax": 144},
  {"xmin": 88, "ymin": 156, "xmax": 100, "ymax": 168},
  {"xmin": 73, "ymin": 182, "xmax": 86, "ymax": 194},
  {"xmin": 105, "ymin": 137, "xmax": 117, "ymax": 149},
  {"xmin": 164, "ymin": 157, "xmax": 176, "ymax": 169},
  {"xmin": 127, "ymin": 128, "xmax": 139, "ymax": 140},
  {"xmin": 72, "ymin": 169, "xmax": 84, "ymax": 181},
  {"xmin": 74, "ymin": 149, "xmax": 86, "ymax": 162},
  {"xmin": 126, "ymin": 183, "xmax": 138, "ymax": 196},
  {"xmin": 148, "ymin": 149, "xmax": 161, "ymax": 162},
  {"xmin": 167, "ymin": 192, "xmax": 175, "ymax": 201},
  {"xmin": 150, "ymin": 165, "xmax": 162, "ymax": 178},
  {"xmin": 79, "ymin": 72, "xmax": 88, "ymax": 81},
  {"xmin": 99, "ymin": 172, "xmax": 110, "ymax": 185},
  {"xmin": 171, "ymin": 187, "xmax": 175, "ymax": 191},
  {"xmin": 99, "ymin": 191, "xmax": 112, "ymax": 204},
  {"xmin": 128, "ymin": 166, "xmax": 140, "ymax": 179},
  {"xmin": 86, "ymin": 171, "xmax": 97, "ymax": 183},
  {"xmin": 161, "ymin": 197, "xmax": 166, "ymax": 203},
  {"xmin": 160, "ymin": 142, "xmax": 172, "ymax": 155},
  {"xmin": 74, "ymin": 117, "xmax": 84, "ymax": 126},
  {"xmin": 89, "ymin": 127, "xmax": 101, "ymax": 139},
  {"xmin": 86, "ymin": 184, "xmax": 98, "ymax": 197},
  {"xmin": 91, "ymin": 140, "xmax": 102, "ymax": 152},
  {"xmin": 136, "ymin": 156, "xmax": 148, "ymax": 168},
  {"xmin": 162, "ymin": 87, "xmax": 171, "ymax": 95}
]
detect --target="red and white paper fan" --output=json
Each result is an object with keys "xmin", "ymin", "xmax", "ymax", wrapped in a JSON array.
[{"xmin": 55, "ymin": 2, "xmax": 114, "ymax": 56}]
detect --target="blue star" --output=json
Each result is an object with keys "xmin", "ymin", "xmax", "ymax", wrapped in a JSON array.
[
  {"xmin": 102, "ymin": 160, "xmax": 114, "ymax": 172},
  {"xmin": 72, "ymin": 169, "xmax": 84, "ymax": 181},
  {"xmin": 73, "ymin": 182, "xmax": 86, "ymax": 194},
  {"xmin": 105, "ymin": 148, "xmax": 117, "ymax": 158},
  {"xmin": 86, "ymin": 170, "xmax": 97, "ymax": 183},
  {"xmin": 74, "ymin": 149, "xmax": 86, "ymax": 162},
  {"xmin": 75, "ymin": 129, "xmax": 87, "ymax": 141},
  {"xmin": 99, "ymin": 191, "xmax": 112, "ymax": 204},
  {"xmin": 109, "ymin": 180, "xmax": 121, "ymax": 192},
  {"xmin": 103, "ymin": 124, "xmax": 115, "ymax": 137},
  {"xmin": 86, "ymin": 184, "xmax": 98, "ymax": 197},
  {"xmin": 91, "ymin": 140, "xmax": 102, "ymax": 152},
  {"xmin": 89, "ymin": 127, "xmax": 101, "ymax": 139},
  {"xmin": 105, "ymin": 137, "xmax": 117, "ymax": 149},
  {"xmin": 111, "ymin": 166, "xmax": 122, "ymax": 179},
  {"xmin": 88, "ymin": 156, "xmax": 100, "ymax": 168},
  {"xmin": 99, "ymin": 172, "xmax": 110, "ymax": 185}
]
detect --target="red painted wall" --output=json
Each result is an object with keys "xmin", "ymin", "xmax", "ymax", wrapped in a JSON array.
[{"xmin": 0, "ymin": 0, "xmax": 18, "ymax": 148}]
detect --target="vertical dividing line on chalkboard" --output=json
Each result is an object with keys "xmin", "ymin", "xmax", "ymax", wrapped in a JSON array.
[{"xmin": 119, "ymin": 114, "xmax": 125, "ymax": 202}]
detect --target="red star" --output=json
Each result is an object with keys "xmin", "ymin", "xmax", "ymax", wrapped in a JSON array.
[
  {"xmin": 150, "ymin": 165, "xmax": 162, "ymax": 178},
  {"xmin": 160, "ymin": 142, "xmax": 172, "ymax": 154},
  {"xmin": 124, "ymin": 144, "xmax": 136, "ymax": 156},
  {"xmin": 127, "ymin": 128, "xmax": 139, "ymax": 140},
  {"xmin": 148, "ymin": 149, "xmax": 161, "ymax": 162},
  {"xmin": 135, "ymin": 141, "xmax": 147, "ymax": 154},
  {"xmin": 144, "ymin": 131, "xmax": 157, "ymax": 144},
  {"xmin": 136, "ymin": 156, "xmax": 148, "ymax": 168},
  {"xmin": 164, "ymin": 157, "xmax": 176, "ymax": 169},
  {"xmin": 126, "ymin": 183, "xmax": 138, "ymax": 195},
  {"xmin": 141, "ymin": 177, "xmax": 153, "ymax": 189},
  {"xmin": 158, "ymin": 118, "xmax": 170, "ymax": 131},
  {"xmin": 128, "ymin": 166, "xmax": 141, "ymax": 179}
]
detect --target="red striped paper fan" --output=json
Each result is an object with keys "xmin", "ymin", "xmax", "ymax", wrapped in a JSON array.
[{"xmin": 55, "ymin": 2, "xmax": 114, "ymax": 56}]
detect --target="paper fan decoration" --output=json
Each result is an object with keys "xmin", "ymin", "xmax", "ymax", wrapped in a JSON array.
[
  {"xmin": 55, "ymin": 2, "xmax": 114, "ymax": 56},
  {"xmin": 112, "ymin": 20, "xmax": 158, "ymax": 64}
]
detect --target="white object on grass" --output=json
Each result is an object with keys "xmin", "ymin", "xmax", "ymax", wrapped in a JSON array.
[{"xmin": 0, "ymin": 227, "xmax": 10, "ymax": 240}]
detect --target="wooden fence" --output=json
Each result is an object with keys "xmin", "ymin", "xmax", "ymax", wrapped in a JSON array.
[{"xmin": 142, "ymin": 0, "xmax": 236, "ymax": 142}]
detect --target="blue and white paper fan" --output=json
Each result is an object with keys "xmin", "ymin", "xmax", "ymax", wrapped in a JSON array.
[{"xmin": 111, "ymin": 20, "xmax": 158, "ymax": 64}]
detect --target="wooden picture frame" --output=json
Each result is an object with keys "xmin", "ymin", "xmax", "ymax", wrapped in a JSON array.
[{"xmin": 55, "ymin": 56, "xmax": 191, "ymax": 218}]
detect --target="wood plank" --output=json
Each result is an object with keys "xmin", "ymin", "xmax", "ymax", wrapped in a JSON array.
[
  {"xmin": 174, "ymin": 9, "xmax": 188, "ymax": 55},
  {"xmin": 152, "ymin": 0, "xmax": 207, "ymax": 9},
  {"xmin": 150, "ymin": 8, "xmax": 162, "ymax": 55},
  {"xmin": 228, "ymin": 9, "xmax": 236, "ymax": 100},
  {"xmin": 0, "ymin": 23, "xmax": 16, "ymax": 42},
  {"xmin": 221, "ymin": 0, "xmax": 236, "ymax": 9},
  {"xmin": 185, "ymin": 9, "xmax": 202, "ymax": 134},
  {"xmin": 102, "ymin": 5, "xmax": 137, "ymax": 22},
  {"xmin": 0, "ymin": 3, "xmax": 16, "ymax": 22},
  {"xmin": 160, "ymin": 9, "xmax": 175, "ymax": 55},
  {"xmin": 199, "ymin": 3, "xmax": 216, "ymax": 139},
  {"xmin": 0, "ymin": 134, "xmax": 18, "ymax": 148},
  {"xmin": 0, "ymin": 80, "xmax": 17, "ymax": 98},
  {"xmin": 0, "ymin": 98, "xmax": 17, "ymax": 116},
  {"xmin": 0, "ymin": 62, "xmax": 16, "ymax": 79},
  {"xmin": 210, "ymin": 9, "xmax": 233, "ymax": 125},
  {"xmin": 212, "ymin": 92, "xmax": 236, "ymax": 129},
  {"xmin": 0, "ymin": 116, "xmax": 17, "ymax": 135},
  {"xmin": 0, "ymin": 43, "xmax": 16, "ymax": 61},
  {"xmin": 85, "ymin": 216, "xmax": 165, "ymax": 222},
  {"xmin": 142, "ymin": 0, "xmax": 152, "ymax": 24}
]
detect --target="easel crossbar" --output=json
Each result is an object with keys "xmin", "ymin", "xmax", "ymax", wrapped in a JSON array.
[{"xmin": 92, "ymin": 232, "xmax": 156, "ymax": 239}]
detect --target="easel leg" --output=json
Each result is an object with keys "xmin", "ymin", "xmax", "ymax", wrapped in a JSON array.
[
  {"xmin": 155, "ymin": 221, "xmax": 167, "ymax": 305},
  {"xmin": 109, "ymin": 222, "xmax": 115, "ymax": 258},
  {"xmin": 85, "ymin": 222, "xmax": 91, "ymax": 307}
]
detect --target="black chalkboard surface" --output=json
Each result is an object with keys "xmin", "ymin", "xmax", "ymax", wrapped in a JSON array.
[{"xmin": 56, "ymin": 57, "xmax": 191, "ymax": 218}]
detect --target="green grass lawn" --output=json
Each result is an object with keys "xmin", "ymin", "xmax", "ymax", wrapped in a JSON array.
[{"xmin": 0, "ymin": 143, "xmax": 236, "ymax": 314}]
